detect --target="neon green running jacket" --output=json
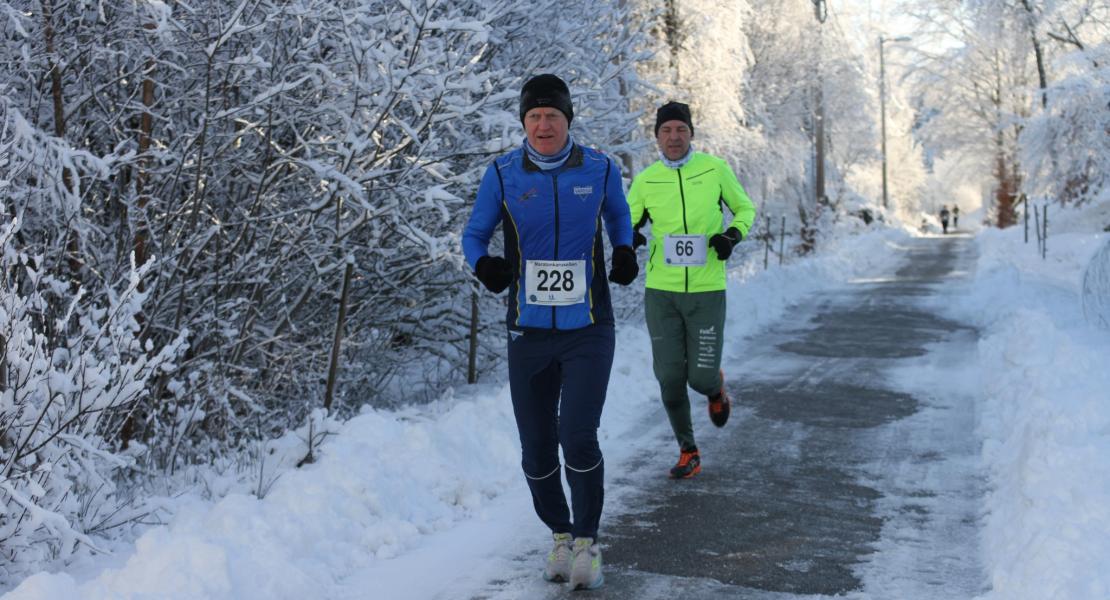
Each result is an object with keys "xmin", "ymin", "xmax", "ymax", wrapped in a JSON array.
[{"xmin": 627, "ymin": 152, "xmax": 756, "ymax": 292}]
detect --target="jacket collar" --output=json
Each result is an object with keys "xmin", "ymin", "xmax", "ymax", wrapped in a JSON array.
[{"xmin": 523, "ymin": 143, "xmax": 584, "ymax": 172}]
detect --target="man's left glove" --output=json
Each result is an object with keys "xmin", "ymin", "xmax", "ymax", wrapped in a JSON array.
[
  {"xmin": 608, "ymin": 245, "xmax": 639, "ymax": 285},
  {"xmin": 709, "ymin": 227, "xmax": 742, "ymax": 260}
]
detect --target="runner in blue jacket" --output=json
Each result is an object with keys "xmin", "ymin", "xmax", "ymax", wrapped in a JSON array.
[{"xmin": 462, "ymin": 74, "xmax": 637, "ymax": 591}]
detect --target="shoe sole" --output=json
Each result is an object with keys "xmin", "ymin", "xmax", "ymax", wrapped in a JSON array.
[
  {"xmin": 572, "ymin": 572, "xmax": 604, "ymax": 591},
  {"xmin": 669, "ymin": 464, "xmax": 701, "ymax": 479}
]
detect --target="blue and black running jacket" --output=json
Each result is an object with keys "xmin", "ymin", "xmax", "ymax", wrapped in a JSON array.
[{"xmin": 463, "ymin": 144, "xmax": 632, "ymax": 330}]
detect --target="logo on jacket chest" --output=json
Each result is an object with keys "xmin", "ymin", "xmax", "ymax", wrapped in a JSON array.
[
  {"xmin": 573, "ymin": 185, "xmax": 594, "ymax": 202},
  {"xmin": 518, "ymin": 187, "xmax": 539, "ymax": 204}
]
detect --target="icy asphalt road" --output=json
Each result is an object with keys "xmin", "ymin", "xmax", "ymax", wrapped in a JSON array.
[{"xmin": 465, "ymin": 235, "xmax": 988, "ymax": 600}]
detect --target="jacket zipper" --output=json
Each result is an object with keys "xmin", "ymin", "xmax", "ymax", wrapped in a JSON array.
[
  {"xmin": 551, "ymin": 173, "xmax": 559, "ymax": 329},
  {"xmin": 677, "ymin": 168, "xmax": 689, "ymax": 293}
]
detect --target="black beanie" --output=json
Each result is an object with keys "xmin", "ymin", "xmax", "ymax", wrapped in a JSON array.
[
  {"xmin": 654, "ymin": 101, "xmax": 694, "ymax": 136},
  {"xmin": 519, "ymin": 74, "xmax": 574, "ymax": 124}
]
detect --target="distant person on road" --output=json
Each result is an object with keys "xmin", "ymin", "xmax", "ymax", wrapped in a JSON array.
[
  {"xmin": 626, "ymin": 101, "xmax": 756, "ymax": 479},
  {"xmin": 940, "ymin": 205, "xmax": 951, "ymax": 234},
  {"xmin": 952, "ymin": 205, "xmax": 960, "ymax": 229},
  {"xmin": 462, "ymin": 74, "xmax": 637, "ymax": 591}
]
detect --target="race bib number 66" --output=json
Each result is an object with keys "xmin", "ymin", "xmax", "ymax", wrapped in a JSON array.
[
  {"xmin": 664, "ymin": 234, "xmax": 707, "ymax": 266},
  {"xmin": 526, "ymin": 260, "xmax": 587, "ymax": 306}
]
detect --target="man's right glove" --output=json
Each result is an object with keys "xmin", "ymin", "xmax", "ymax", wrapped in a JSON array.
[
  {"xmin": 608, "ymin": 245, "xmax": 639, "ymax": 285},
  {"xmin": 632, "ymin": 230, "xmax": 647, "ymax": 249},
  {"xmin": 475, "ymin": 255, "xmax": 512, "ymax": 293},
  {"xmin": 709, "ymin": 227, "xmax": 742, "ymax": 260}
]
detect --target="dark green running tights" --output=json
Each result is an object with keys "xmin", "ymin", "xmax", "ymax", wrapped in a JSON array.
[{"xmin": 644, "ymin": 288, "xmax": 726, "ymax": 451}]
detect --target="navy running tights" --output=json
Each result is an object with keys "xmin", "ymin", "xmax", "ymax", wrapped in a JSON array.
[{"xmin": 506, "ymin": 323, "xmax": 614, "ymax": 540}]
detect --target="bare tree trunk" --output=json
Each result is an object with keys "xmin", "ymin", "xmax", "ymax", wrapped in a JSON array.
[
  {"xmin": 120, "ymin": 20, "xmax": 162, "ymax": 451},
  {"xmin": 995, "ymin": 149, "xmax": 1019, "ymax": 229},
  {"xmin": 42, "ymin": 0, "xmax": 65, "ymax": 150},
  {"xmin": 988, "ymin": 50, "xmax": 1018, "ymax": 230},
  {"xmin": 1019, "ymin": 0, "xmax": 1049, "ymax": 109},
  {"xmin": 42, "ymin": 0, "xmax": 81, "ymax": 281},
  {"xmin": 134, "ymin": 25, "xmax": 157, "ymax": 271},
  {"xmin": 663, "ymin": 0, "xmax": 683, "ymax": 84}
]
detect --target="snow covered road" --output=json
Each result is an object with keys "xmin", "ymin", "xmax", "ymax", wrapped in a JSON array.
[{"xmin": 467, "ymin": 236, "xmax": 987, "ymax": 599}]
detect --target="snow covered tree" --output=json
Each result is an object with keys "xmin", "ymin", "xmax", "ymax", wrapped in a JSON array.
[
  {"xmin": 904, "ymin": 0, "xmax": 1108, "ymax": 224},
  {"xmin": 1017, "ymin": 2, "xmax": 1110, "ymax": 207},
  {"xmin": 0, "ymin": 218, "xmax": 187, "ymax": 584},
  {"xmin": 0, "ymin": 0, "xmax": 657, "ymax": 479},
  {"xmin": 633, "ymin": 0, "xmax": 886, "ymax": 252}
]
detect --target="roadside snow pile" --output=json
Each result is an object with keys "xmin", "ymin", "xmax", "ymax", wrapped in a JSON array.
[
  {"xmin": 949, "ymin": 211, "xmax": 1110, "ymax": 600},
  {"xmin": 1081, "ymin": 236, "xmax": 1110, "ymax": 330},
  {"xmin": 3, "ymin": 391, "xmax": 521, "ymax": 600}
]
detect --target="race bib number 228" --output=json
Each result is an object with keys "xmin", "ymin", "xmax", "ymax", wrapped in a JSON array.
[{"xmin": 525, "ymin": 260, "xmax": 587, "ymax": 306}]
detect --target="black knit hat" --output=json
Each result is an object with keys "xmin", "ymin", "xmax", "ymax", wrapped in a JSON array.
[
  {"xmin": 519, "ymin": 74, "xmax": 574, "ymax": 124},
  {"xmin": 655, "ymin": 101, "xmax": 693, "ymax": 136}
]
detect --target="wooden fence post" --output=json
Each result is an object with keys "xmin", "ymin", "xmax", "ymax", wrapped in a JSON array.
[
  {"xmin": 779, "ymin": 216, "xmax": 786, "ymax": 265},
  {"xmin": 1023, "ymin": 195, "xmax": 1029, "ymax": 244},
  {"xmin": 1042, "ymin": 204, "xmax": 1048, "ymax": 260},
  {"xmin": 468, "ymin": 290, "xmax": 478, "ymax": 384},
  {"xmin": 1034, "ymin": 204, "xmax": 1042, "ymax": 254},
  {"xmin": 763, "ymin": 215, "xmax": 770, "ymax": 270},
  {"xmin": 0, "ymin": 334, "xmax": 6, "ymax": 393},
  {"xmin": 323, "ymin": 260, "xmax": 354, "ymax": 413}
]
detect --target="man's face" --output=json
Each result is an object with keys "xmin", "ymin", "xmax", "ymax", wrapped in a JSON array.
[
  {"xmin": 656, "ymin": 120, "xmax": 692, "ymax": 161},
  {"xmin": 524, "ymin": 108, "xmax": 569, "ymax": 155}
]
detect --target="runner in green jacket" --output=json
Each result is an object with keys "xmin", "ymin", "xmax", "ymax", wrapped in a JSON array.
[{"xmin": 627, "ymin": 101, "xmax": 756, "ymax": 478}]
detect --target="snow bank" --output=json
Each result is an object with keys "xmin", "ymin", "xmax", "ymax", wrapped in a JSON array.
[
  {"xmin": 946, "ymin": 218, "xmax": 1110, "ymax": 600},
  {"xmin": 4, "ymin": 391, "xmax": 524, "ymax": 599}
]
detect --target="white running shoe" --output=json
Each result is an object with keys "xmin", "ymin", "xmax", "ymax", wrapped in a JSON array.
[
  {"xmin": 569, "ymin": 537, "xmax": 604, "ymax": 590},
  {"xmin": 542, "ymin": 532, "xmax": 573, "ymax": 582}
]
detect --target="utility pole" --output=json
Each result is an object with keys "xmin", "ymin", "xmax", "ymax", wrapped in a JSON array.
[
  {"xmin": 815, "ymin": 77, "xmax": 826, "ymax": 205},
  {"xmin": 879, "ymin": 35, "xmax": 911, "ymax": 210},
  {"xmin": 813, "ymin": 0, "xmax": 827, "ymax": 206}
]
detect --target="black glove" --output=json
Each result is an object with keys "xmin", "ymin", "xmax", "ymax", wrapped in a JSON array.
[
  {"xmin": 608, "ymin": 245, "xmax": 638, "ymax": 285},
  {"xmin": 475, "ymin": 255, "xmax": 512, "ymax": 293},
  {"xmin": 709, "ymin": 227, "xmax": 742, "ymax": 260}
]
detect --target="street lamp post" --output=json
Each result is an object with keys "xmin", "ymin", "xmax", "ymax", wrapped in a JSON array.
[{"xmin": 879, "ymin": 35, "xmax": 911, "ymax": 210}]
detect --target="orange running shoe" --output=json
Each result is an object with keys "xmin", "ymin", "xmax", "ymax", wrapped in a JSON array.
[{"xmin": 669, "ymin": 448, "xmax": 701, "ymax": 479}]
